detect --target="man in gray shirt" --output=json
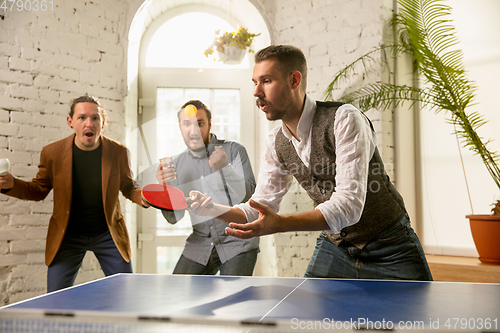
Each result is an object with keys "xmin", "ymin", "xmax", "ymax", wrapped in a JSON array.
[{"xmin": 155, "ymin": 100, "xmax": 259, "ymax": 275}]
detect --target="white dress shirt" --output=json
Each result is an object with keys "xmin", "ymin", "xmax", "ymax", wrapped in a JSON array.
[{"xmin": 235, "ymin": 95, "xmax": 376, "ymax": 233}]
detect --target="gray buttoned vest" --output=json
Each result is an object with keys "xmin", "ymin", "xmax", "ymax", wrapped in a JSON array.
[{"xmin": 275, "ymin": 101, "xmax": 405, "ymax": 248}]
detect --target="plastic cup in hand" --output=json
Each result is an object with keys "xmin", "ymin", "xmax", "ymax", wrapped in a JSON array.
[{"xmin": 0, "ymin": 158, "xmax": 10, "ymax": 176}]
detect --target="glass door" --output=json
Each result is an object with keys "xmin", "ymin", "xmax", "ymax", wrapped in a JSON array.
[
  {"xmin": 136, "ymin": 67, "xmax": 254, "ymax": 273},
  {"xmin": 135, "ymin": 9, "xmax": 256, "ymax": 273}
]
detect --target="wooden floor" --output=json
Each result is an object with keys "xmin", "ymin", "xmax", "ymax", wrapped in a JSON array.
[{"xmin": 427, "ymin": 255, "xmax": 500, "ymax": 283}]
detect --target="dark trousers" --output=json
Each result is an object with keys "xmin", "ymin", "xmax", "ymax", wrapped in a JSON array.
[
  {"xmin": 173, "ymin": 247, "xmax": 258, "ymax": 276},
  {"xmin": 304, "ymin": 213, "xmax": 433, "ymax": 281},
  {"xmin": 47, "ymin": 230, "xmax": 132, "ymax": 293}
]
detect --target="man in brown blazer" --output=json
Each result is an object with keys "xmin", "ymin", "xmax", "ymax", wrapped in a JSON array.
[{"xmin": 0, "ymin": 95, "xmax": 149, "ymax": 292}]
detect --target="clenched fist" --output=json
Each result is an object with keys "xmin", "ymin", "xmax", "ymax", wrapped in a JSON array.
[{"xmin": 208, "ymin": 146, "xmax": 228, "ymax": 170}]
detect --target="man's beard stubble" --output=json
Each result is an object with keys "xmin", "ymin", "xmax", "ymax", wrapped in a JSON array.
[{"xmin": 256, "ymin": 89, "xmax": 294, "ymax": 122}]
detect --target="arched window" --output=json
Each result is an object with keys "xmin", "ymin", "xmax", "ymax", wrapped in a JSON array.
[
  {"xmin": 132, "ymin": 4, "xmax": 268, "ymax": 274},
  {"xmin": 145, "ymin": 12, "xmax": 249, "ymax": 69}
]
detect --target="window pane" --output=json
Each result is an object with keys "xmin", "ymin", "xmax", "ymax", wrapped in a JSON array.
[
  {"xmin": 157, "ymin": 246, "xmax": 184, "ymax": 274},
  {"xmin": 212, "ymin": 89, "xmax": 241, "ymax": 142},
  {"xmin": 146, "ymin": 12, "xmax": 249, "ymax": 69}
]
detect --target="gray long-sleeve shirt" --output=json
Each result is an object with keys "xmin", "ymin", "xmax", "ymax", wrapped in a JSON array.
[{"xmin": 162, "ymin": 134, "xmax": 259, "ymax": 265}]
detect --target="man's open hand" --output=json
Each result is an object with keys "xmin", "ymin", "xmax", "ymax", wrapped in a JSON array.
[{"xmin": 225, "ymin": 200, "xmax": 281, "ymax": 239}]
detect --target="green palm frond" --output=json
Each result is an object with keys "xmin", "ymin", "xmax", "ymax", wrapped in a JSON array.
[
  {"xmin": 339, "ymin": 83, "xmax": 438, "ymax": 112},
  {"xmin": 448, "ymin": 111, "xmax": 500, "ymax": 189},
  {"xmin": 322, "ymin": 44, "xmax": 408, "ymax": 101},
  {"xmin": 396, "ymin": 0, "xmax": 477, "ymax": 111},
  {"xmin": 323, "ymin": 0, "xmax": 500, "ymax": 198}
]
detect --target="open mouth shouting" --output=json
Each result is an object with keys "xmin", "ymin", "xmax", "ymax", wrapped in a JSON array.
[
  {"xmin": 189, "ymin": 135, "xmax": 204, "ymax": 148},
  {"xmin": 185, "ymin": 134, "xmax": 206, "ymax": 152},
  {"xmin": 84, "ymin": 131, "xmax": 95, "ymax": 140},
  {"xmin": 76, "ymin": 128, "xmax": 100, "ymax": 150}
]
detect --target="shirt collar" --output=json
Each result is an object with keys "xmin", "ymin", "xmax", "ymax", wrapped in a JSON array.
[
  {"xmin": 187, "ymin": 133, "xmax": 220, "ymax": 159},
  {"xmin": 281, "ymin": 94, "xmax": 316, "ymax": 141}
]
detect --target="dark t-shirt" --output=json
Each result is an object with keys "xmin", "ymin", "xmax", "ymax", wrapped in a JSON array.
[{"xmin": 66, "ymin": 143, "xmax": 108, "ymax": 236}]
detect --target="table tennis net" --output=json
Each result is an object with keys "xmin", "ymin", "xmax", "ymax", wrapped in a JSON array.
[{"xmin": 0, "ymin": 310, "xmax": 301, "ymax": 333}]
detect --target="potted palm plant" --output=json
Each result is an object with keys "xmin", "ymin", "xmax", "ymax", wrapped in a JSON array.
[
  {"xmin": 204, "ymin": 26, "xmax": 260, "ymax": 65},
  {"xmin": 323, "ymin": 0, "xmax": 500, "ymax": 263}
]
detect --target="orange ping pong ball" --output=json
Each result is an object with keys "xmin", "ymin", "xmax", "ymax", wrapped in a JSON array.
[{"xmin": 184, "ymin": 104, "xmax": 198, "ymax": 117}]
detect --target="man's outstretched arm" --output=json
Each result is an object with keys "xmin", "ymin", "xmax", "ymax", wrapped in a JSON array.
[
  {"xmin": 188, "ymin": 191, "xmax": 329, "ymax": 239},
  {"xmin": 188, "ymin": 190, "xmax": 247, "ymax": 224},
  {"xmin": 225, "ymin": 199, "xmax": 329, "ymax": 239}
]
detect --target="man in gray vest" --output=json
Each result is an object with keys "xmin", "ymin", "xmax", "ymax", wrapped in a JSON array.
[{"xmin": 190, "ymin": 45, "xmax": 432, "ymax": 280}]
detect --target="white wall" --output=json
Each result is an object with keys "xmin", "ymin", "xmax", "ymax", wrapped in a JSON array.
[{"xmin": 420, "ymin": 0, "xmax": 500, "ymax": 255}]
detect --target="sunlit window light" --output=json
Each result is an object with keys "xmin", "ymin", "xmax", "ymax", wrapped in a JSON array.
[{"xmin": 146, "ymin": 12, "xmax": 249, "ymax": 69}]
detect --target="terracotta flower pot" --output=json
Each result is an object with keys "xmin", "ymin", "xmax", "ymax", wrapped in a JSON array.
[{"xmin": 467, "ymin": 214, "xmax": 500, "ymax": 264}]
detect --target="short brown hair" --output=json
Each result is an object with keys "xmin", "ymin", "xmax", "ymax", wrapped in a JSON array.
[
  {"xmin": 255, "ymin": 45, "xmax": 307, "ymax": 91},
  {"xmin": 178, "ymin": 100, "xmax": 212, "ymax": 122},
  {"xmin": 69, "ymin": 95, "xmax": 107, "ymax": 123}
]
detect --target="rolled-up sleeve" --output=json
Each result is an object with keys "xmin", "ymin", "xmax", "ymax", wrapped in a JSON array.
[{"xmin": 235, "ymin": 127, "xmax": 293, "ymax": 222}]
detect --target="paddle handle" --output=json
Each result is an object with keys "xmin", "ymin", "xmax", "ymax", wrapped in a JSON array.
[{"xmin": 185, "ymin": 197, "xmax": 214, "ymax": 209}]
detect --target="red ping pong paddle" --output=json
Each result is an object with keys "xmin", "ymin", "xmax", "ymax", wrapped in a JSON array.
[{"xmin": 142, "ymin": 184, "xmax": 213, "ymax": 211}]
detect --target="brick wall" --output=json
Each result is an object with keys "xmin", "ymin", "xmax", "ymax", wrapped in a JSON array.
[{"xmin": 0, "ymin": 0, "xmax": 129, "ymax": 304}]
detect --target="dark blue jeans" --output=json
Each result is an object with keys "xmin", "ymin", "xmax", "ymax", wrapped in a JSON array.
[
  {"xmin": 173, "ymin": 247, "xmax": 258, "ymax": 276},
  {"xmin": 47, "ymin": 230, "xmax": 132, "ymax": 292},
  {"xmin": 304, "ymin": 213, "xmax": 433, "ymax": 280}
]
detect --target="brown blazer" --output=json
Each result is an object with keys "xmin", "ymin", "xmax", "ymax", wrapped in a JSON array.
[{"xmin": 3, "ymin": 134, "xmax": 143, "ymax": 266}]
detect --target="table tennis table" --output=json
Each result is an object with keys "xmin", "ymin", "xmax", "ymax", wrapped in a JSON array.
[{"xmin": 1, "ymin": 273, "xmax": 499, "ymax": 332}]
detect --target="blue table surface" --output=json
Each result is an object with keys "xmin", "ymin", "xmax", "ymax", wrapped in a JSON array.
[{"xmin": 4, "ymin": 274, "xmax": 500, "ymax": 325}]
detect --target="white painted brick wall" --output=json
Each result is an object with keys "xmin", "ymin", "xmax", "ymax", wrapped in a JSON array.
[
  {"xmin": 0, "ymin": 0, "xmax": 129, "ymax": 305},
  {"xmin": 0, "ymin": 110, "xmax": 9, "ymax": 122}
]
